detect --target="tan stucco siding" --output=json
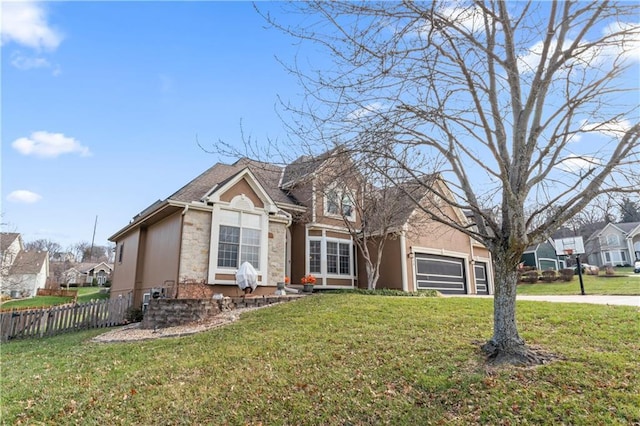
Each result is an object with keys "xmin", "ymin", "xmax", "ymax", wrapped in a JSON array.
[
  {"xmin": 290, "ymin": 222, "xmax": 307, "ymax": 283},
  {"xmin": 179, "ymin": 209, "xmax": 212, "ymax": 283},
  {"xmin": 219, "ymin": 178, "xmax": 264, "ymax": 208},
  {"xmin": 325, "ymin": 230, "xmax": 351, "ymax": 239},
  {"xmin": 139, "ymin": 213, "xmax": 182, "ymax": 300},
  {"xmin": 372, "ymin": 237, "xmax": 404, "ymax": 290},
  {"xmin": 110, "ymin": 229, "xmax": 141, "ymax": 299}
]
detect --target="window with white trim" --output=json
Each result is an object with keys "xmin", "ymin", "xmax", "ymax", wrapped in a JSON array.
[
  {"xmin": 327, "ymin": 241, "xmax": 351, "ymax": 275},
  {"xmin": 309, "ymin": 240, "xmax": 321, "ymax": 274},
  {"xmin": 309, "ymin": 237, "xmax": 353, "ymax": 277},
  {"xmin": 606, "ymin": 234, "xmax": 619, "ymax": 246},
  {"xmin": 325, "ymin": 188, "xmax": 355, "ymax": 219},
  {"xmin": 217, "ymin": 210, "xmax": 261, "ymax": 269}
]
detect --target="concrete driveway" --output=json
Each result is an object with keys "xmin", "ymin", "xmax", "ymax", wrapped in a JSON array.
[
  {"xmin": 515, "ymin": 295, "xmax": 640, "ymax": 307},
  {"xmin": 445, "ymin": 294, "xmax": 640, "ymax": 307}
]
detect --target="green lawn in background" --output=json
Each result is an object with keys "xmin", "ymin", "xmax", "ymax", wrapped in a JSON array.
[
  {"xmin": 1, "ymin": 294, "xmax": 638, "ymax": 425},
  {"xmin": 1, "ymin": 287, "xmax": 109, "ymax": 310},
  {"xmin": 517, "ymin": 273, "xmax": 640, "ymax": 295}
]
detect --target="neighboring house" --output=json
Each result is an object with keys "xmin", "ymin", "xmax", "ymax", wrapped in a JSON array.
[
  {"xmin": 584, "ymin": 222, "xmax": 640, "ymax": 267},
  {"xmin": 521, "ymin": 239, "xmax": 565, "ymax": 271},
  {"xmin": 0, "ymin": 232, "xmax": 49, "ymax": 298},
  {"xmin": 109, "ymin": 151, "xmax": 494, "ymax": 307},
  {"xmin": 63, "ymin": 262, "xmax": 113, "ymax": 286}
]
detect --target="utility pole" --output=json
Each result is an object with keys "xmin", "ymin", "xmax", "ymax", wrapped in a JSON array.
[{"xmin": 89, "ymin": 215, "xmax": 98, "ymax": 263}]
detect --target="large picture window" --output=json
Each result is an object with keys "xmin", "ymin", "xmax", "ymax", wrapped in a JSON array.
[
  {"xmin": 310, "ymin": 238, "xmax": 352, "ymax": 277},
  {"xmin": 217, "ymin": 210, "xmax": 261, "ymax": 269}
]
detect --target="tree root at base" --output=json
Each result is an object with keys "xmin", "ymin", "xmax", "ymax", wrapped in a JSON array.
[{"xmin": 478, "ymin": 340, "xmax": 564, "ymax": 367}]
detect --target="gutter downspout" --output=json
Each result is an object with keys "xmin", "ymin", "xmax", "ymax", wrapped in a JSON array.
[
  {"xmin": 399, "ymin": 228, "xmax": 409, "ymax": 292},
  {"xmin": 175, "ymin": 204, "xmax": 190, "ymax": 293}
]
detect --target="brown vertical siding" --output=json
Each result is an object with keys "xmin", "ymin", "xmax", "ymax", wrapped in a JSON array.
[
  {"xmin": 110, "ymin": 229, "xmax": 141, "ymax": 300},
  {"xmin": 362, "ymin": 237, "xmax": 404, "ymax": 290},
  {"xmin": 290, "ymin": 222, "xmax": 307, "ymax": 284},
  {"xmin": 137, "ymin": 214, "xmax": 182, "ymax": 305}
]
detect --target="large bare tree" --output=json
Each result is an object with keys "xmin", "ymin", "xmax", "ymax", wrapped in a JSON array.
[{"xmin": 264, "ymin": 1, "xmax": 640, "ymax": 365}]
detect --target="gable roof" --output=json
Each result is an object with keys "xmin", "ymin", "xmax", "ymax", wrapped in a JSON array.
[
  {"xmin": 75, "ymin": 262, "xmax": 113, "ymax": 274},
  {"xmin": 9, "ymin": 251, "xmax": 47, "ymax": 275},
  {"xmin": 281, "ymin": 146, "xmax": 345, "ymax": 189},
  {"xmin": 169, "ymin": 158, "xmax": 297, "ymax": 206},
  {"xmin": 1, "ymin": 233, "xmax": 20, "ymax": 253},
  {"xmin": 586, "ymin": 221, "xmax": 640, "ymax": 241},
  {"xmin": 365, "ymin": 175, "xmax": 440, "ymax": 231}
]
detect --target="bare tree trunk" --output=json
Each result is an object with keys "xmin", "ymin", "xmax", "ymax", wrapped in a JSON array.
[{"xmin": 482, "ymin": 253, "xmax": 526, "ymax": 363}]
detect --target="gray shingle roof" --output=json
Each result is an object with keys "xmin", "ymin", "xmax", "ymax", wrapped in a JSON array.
[
  {"xmin": 167, "ymin": 158, "xmax": 299, "ymax": 206},
  {"xmin": 9, "ymin": 251, "xmax": 47, "ymax": 275},
  {"xmin": 1, "ymin": 233, "xmax": 20, "ymax": 253}
]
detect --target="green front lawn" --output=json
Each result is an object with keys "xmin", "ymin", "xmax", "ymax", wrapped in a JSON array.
[
  {"xmin": 518, "ymin": 274, "xmax": 640, "ymax": 295},
  {"xmin": 1, "ymin": 295, "xmax": 638, "ymax": 424},
  {"xmin": 1, "ymin": 287, "xmax": 109, "ymax": 310}
]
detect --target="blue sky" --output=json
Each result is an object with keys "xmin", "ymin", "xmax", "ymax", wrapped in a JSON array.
[
  {"xmin": 2, "ymin": 2, "xmax": 638, "ymax": 252},
  {"xmin": 2, "ymin": 1, "xmax": 301, "ymax": 249}
]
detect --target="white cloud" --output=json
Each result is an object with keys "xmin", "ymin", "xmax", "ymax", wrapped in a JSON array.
[
  {"xmin": 1, "ymin": 1, "xmax": 63, "ymax": 50},
  {"xmin": 582, "ymin": 119, "xmax": 632, "ymax": 139},
  {"xmin": 347, "ymin": 102, "xmax": 384, "ymax": 120},
  {"xmin": 10, "ymin": 50, "xmax": 50, "ymax": 70},
  {"xmin": 557, "ymin": 155, "xmax": 602, "ymax": 173},
  {"xmin": 7, "ymin": 190, "xmax": 42, "ymax": 204},
  {"xmin": 12, "ymin": 131, "xmax": 91, "ymax": 158},
  {"xmin": 519, "ymin": 21, "xmax": 640, "ymax": 74}
]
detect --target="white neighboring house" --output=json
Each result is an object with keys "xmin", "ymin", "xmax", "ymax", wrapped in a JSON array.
[
  {"xmin": 63, "ymin": 262, "xmax": 113, "ymax": 286},
  {"xmin": 1, "ymin": 233, "xmax": 50, "ymax": 298},
  {"xmin": 584, "ymin": 222, "xmax": 640, "ymax": 267}
]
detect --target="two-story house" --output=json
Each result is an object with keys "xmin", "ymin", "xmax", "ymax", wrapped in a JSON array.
[
  {"xmin": 584, "ymin": 222, "xmax": 640, "ymax": 267},
  {"xmin": 109, "ymin": 150, "xmax": 494, "ymax": 307},
  {"xmin": 1, "ymin": 232, "xmax": 49, "ymax": 298}
]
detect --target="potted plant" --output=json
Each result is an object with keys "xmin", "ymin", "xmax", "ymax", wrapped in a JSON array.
[
  {"xmin": 300, "ymin": 274, "xmax": 316, "ymax": 293},
  {"xmin": 277, "ymin": 276, "xmax": 289, "ymax": 291}
]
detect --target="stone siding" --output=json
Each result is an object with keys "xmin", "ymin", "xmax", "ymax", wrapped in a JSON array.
[
  {"xmin": 141, "ymin": 298, "xmax": 220, "ymax": 329},
  {"xmin": 268, "ymin": 220, "xmax": 287, "ymax": 285},
  {"xmin": 179, "ymin": 209, "xmax": 211, "ymax": 283}
]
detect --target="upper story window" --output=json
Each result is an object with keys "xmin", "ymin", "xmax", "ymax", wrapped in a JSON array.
[
  {"xmin": 117, "ymin": 243, "xmax": 124, "ymax": 263},
  {"xmin": 217, "ymin": 210, "xmax": 261, "ymax": 269},
  {"xmin": 325, "ymin": 188, "xmax": 355, "ymax": 220},
  {"xmin": 606, "ymin": 234, "xmax": 619, "ymax": 246}
]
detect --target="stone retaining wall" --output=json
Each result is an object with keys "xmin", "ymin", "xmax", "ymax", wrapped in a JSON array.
[{"xmin": 140, "ymin": 295, "xmax": 305, "ymax": 330}]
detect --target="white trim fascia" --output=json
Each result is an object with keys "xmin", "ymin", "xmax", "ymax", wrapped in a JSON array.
[
  {"xmin": 276, "ymin": 202, "xmax": 307, "ymax": 213},
  {"xmin": 312, "ymin": 180, "xmax": 317, "ymax": 223},
  {"xmin": 399, "ymin": 231, "xmax": 408, "ymax": 292},
  {"xmin": 204, "ymin": 168, "xmax": 278, "ymax": 214}
]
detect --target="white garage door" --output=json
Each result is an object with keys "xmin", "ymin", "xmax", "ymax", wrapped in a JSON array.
[{"xmin": 415, "ymin": 254, "xmax": 467, "ymax": 294}]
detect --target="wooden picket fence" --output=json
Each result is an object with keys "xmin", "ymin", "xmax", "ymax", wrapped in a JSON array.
[{"xmin": 0, "ymin": 294, "xmax": 132, "ymax": 342}]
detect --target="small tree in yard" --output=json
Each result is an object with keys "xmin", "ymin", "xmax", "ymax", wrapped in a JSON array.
[{"xmin": 263, "ymin": 1, "xmax": 640, "ymax": 365}]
